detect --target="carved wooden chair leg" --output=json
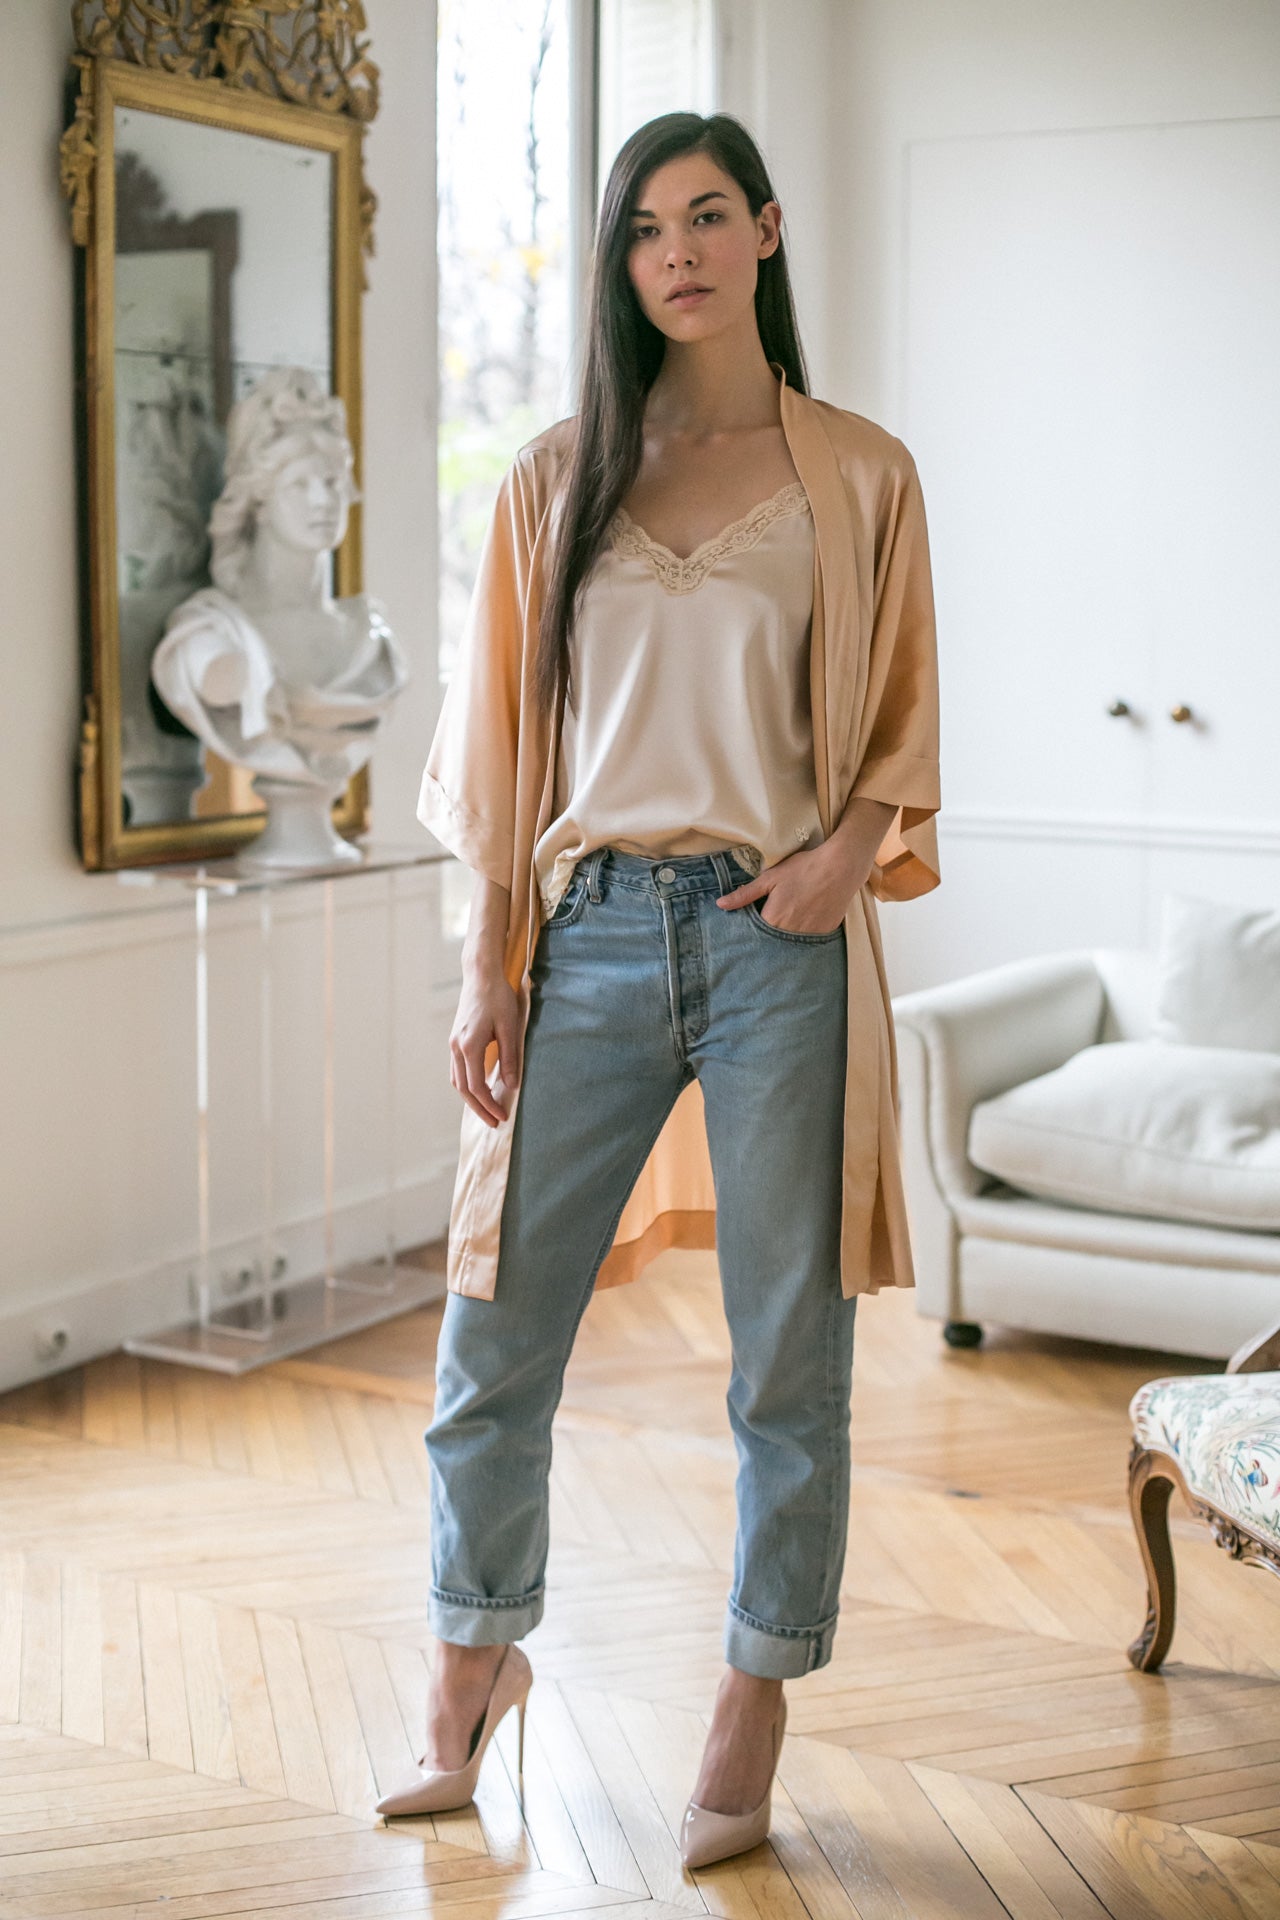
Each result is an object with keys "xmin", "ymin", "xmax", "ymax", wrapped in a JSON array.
[{"xmin": 1127, "ymin": 1442, "xmax": 1178, "ymax": 1672}]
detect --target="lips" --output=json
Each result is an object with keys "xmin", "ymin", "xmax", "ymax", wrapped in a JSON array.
[{"xmin": 667, "ymin": 284, "xmax": 712, "ymax": 302}]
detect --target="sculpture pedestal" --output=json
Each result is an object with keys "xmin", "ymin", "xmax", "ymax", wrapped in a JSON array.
[
  {"xmin": 122, "ymin": 842, "xmax": 452, "ymax": 1374},
  {"xmin": 125, "ymin": 1254, "xmax": 446, "ymax": 1373},
  {"xmin": 238, "ymin": 775, "xmax": 362, "ymax": 871}
]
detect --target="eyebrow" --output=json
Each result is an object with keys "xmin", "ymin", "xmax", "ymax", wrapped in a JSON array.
[{"xmin": 628, "ymin": 190, "xmax": 729, "ymax": 218}]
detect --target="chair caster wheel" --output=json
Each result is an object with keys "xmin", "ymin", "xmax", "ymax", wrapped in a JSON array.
[{"xmin": 944, "ymin": 1320, "xmax": 983, "ymax": 1349}]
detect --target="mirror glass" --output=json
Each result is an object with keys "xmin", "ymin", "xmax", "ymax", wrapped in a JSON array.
[{"xmin": 112, "ymin": 106, "xmax": 333, "ymax": 829}]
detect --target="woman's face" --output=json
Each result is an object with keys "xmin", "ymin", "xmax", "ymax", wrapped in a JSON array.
[
  {"xmin": 260, "ymin": 445, "xmax": 348, "ymax": 554},
  {"xmin": 625, "ymin": 152, "xmax": 780, "ymax": 343}
]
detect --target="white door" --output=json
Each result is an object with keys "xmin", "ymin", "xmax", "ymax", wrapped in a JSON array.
[
  {"xmin": 1134, "ymin": 118, "xmax": 1280, "ymax": 824},
  {"xmin": 904, "ymin": 117, "xmax": 1280, "ymax": 841}
]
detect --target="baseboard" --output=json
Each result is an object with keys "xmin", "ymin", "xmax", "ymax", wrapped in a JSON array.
[{"xmin": 0, "ymin": 1157, "xmax": 457, "ymax": 1396}]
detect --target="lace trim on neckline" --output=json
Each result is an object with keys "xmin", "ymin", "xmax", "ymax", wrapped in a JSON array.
[{"xmin": 608, "ymin": 480, "xmax": 810, "ymax": 594}]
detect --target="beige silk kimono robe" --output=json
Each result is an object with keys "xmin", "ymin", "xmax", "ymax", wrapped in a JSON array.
[{"xmin": 419, "ymin": 365, "xmax": 942, "ymax": 1304}]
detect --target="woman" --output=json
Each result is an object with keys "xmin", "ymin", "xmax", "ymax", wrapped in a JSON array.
[{"xmin": 378, "ymin": 112, "xmax": 941, "ymax": 1866}]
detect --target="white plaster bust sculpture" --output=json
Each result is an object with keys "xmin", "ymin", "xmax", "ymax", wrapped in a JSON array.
[{"xmin": 152, "ymin": 366, "xmax": 409, "ymax": 868}]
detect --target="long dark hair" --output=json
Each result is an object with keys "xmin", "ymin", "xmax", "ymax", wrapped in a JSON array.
[{"xmin": 533, "ymin": 111, "xmax": 810, "ymax": 715}]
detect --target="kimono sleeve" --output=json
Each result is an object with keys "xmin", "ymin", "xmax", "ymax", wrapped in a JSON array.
[
  {"xmin": 417, "ymin": 456, "xmax": 533, "ymax": 893},
  {"xmin": 850, "ymin": 448, "xmax": 942, "ymax": 902}
]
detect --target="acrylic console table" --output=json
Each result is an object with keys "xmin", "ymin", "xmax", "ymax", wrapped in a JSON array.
[{"xmin": 121, "ymin": 840, "xmax": 453, "ymax": 1374}]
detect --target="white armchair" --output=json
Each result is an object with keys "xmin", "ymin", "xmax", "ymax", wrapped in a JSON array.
[{"xmin": 893, "ymin": 946, "xmax": 1280, "ymax": 1360}]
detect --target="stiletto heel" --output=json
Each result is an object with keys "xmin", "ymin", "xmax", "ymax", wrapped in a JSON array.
[
  {"xmin": 375, "ymin": 1643, "xmax": 533, "ymax": 1817},
  {"xmin": 517, "ymin": 1697, "xmax": 527, "ymax": 1774},
  {"xmin": 680, "ymin": 1692, "xmax": 787, "ymax": 1870}
]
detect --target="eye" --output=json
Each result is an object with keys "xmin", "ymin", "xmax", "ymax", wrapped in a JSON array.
[{"xmin": 629, "ymin": 210, "xmax": 724, "ymax": 241}]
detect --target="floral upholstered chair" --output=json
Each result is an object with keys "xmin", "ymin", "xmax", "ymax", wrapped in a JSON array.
[{"xmin": 1128, "ymin": 1313, "xmax": 1280, "ymax": 1670}]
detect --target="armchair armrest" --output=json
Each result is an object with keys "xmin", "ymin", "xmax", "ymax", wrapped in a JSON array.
[
  {"xmin": 891, "ymin": 951, "xmax": 1105, "ymax": 1324},
  {"xmin": 1228, "ymin": 1314, "xmax": 1280, "ymax": 1374},
  {"xmin": 893, "ymin": 951, "xmax": 1106, "ymax": 1208}
]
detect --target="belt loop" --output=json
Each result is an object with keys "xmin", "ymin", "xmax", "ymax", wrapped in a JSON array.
[
  {"xmin": 709, "ymin": 849, "xmax": 733, "ymax": 897},
  {"xmin": 587, "ymin": 846, "xmax": 607, "ymax": 901}
]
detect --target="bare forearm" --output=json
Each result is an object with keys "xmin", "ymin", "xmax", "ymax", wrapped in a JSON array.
[
  {"xmin": 464, "ymin": 874, "xmax": 511, "ymax": 984},
  {"xmin": 452, "ymin": 873, "xmax": 523, "ymax": 1124},
  {"xmin": 814, "ymin": 795, "xmax": 898, "ymax": 894}
]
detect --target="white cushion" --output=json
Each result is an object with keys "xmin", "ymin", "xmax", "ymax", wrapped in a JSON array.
[
  {"xmin": 968, "ymin": 1041, "xmax": 1280, "ymax": 1232},
  {"xmin": 1152, "ymin": 892, "xmax": 1280, "ymax": 1053}
]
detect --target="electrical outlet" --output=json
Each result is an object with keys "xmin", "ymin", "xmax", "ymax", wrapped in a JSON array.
[{"xmin": 34, "ymin": 1326, "xmax": 70, "ymax": 1364}]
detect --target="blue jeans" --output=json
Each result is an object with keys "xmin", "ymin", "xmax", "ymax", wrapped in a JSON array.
[{"xmin": 425, "ymin": 846, "xmax": 856, "ymax": 1678}]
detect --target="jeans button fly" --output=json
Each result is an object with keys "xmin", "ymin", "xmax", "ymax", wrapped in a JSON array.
[{"xmin": 656, "ymin": 865, "xmax": 677, "ymax": 883}]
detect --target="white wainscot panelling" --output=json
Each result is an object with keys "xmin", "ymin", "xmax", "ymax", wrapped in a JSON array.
[
  {"xmin": 0, "ymin": 861, "xmax": 466, "ymax": 1389},
  {"xmin": 882, "ymin": 813, "xmax": 1280, "ymax": 997},
  {"xmin": 878, "ymin": 817, "xmax": 1148, "ymax": 993},
  {"xmin": 1144, "ymin": 840, "xmax": 1280, "ymax": 926}
]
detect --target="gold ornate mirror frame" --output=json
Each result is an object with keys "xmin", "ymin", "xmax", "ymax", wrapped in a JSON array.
[{"xmin": 61, "ymin": 0, "xmax": 380, "ymax": 869}]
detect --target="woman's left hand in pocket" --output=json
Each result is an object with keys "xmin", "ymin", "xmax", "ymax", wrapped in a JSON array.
[{"xmin": 714, "ymin": 843, "xmax": 872, "ymax": 935}]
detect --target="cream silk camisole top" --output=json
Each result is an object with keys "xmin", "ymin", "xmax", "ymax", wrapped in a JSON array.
[{"xmin": 533, "ymin": 479, "xmax": 826, "ymax": 918}]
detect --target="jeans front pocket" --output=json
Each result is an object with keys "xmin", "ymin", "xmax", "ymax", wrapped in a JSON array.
[
  {"xmin": 745, "ymin": 897, "xmax": 845, "ymax": 946},
  {"xmin": 542, "ymin": 867, "xmax": 590, "ymax": 929}
]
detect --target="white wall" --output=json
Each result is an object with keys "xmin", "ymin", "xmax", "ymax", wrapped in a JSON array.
[
  {"xmin": 0, "ymin": 1, "xmax": 456, "ymax": 1391},
  {"xmin": 827, "ymin": 1, "xmax": 1280, "ymax": 990},
  {"xmin": 715, "ymin": 0, "xmax": 843, "ymax": 395},
  {"xmin": 9, "ymin": 2, "xmax": 1274, "ymax": 1384},
  {"xmin": 0, "ymin": 0, "xmax": 845, "ymax": 1393},
  {"xmin": 0, "ymin": 0, "xmax": 862, "ymax": 1391}
]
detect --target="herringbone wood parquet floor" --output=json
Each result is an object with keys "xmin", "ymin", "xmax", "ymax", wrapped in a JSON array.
[{"xmin": 2, "ymin": 1248, "xmax": 1279, "ymax": 1918}]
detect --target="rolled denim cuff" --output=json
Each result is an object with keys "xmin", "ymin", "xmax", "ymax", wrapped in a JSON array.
[
  {"xmin": 427, "ymin": 1583, "xmax": 544, "ymax": 1645},
  {"xmin": 724, "ymin": 1598, "xmax": 839, "ymax": 1678}
]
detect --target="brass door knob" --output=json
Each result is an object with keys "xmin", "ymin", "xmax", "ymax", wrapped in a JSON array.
[
  {"xmin": 1107, "ymin": 699, "xmax": 1131, "ymax": 717},
  {"xmin": 1170, "ymin": 703, "xmax": 1194, "ymax": 723}
]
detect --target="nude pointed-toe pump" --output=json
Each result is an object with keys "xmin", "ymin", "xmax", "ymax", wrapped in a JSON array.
[
  {"xmin": 375, "ymin": 1643, "xmax": 533, "ymax": 1817},
  {"xmin": 679, "ymin": 1692, "xmax": 787, "ymax": 1871}
]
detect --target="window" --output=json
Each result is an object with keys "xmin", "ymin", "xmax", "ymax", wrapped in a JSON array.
[
  {"xmin": 436, "ymin": 0, "xmax": 717, "ymax": 681},
  {"xmin": 597, "ymin": 0, "xmax": 715, "ymax": 183},
  {"xmin": 436, "ymin": 0, "xmax": 574, "ymax": 679}
]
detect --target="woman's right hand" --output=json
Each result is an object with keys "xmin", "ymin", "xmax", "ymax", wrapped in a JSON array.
[{"xmin": 449, "ymin": 876, "xmax": 523, "ymax": 1127}]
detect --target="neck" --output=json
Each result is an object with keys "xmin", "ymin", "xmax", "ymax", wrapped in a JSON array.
[
  {"xmin": 643, "ymin": 312, "xmax": 782, "ymax": 438},
  {"xmin": 236, "ymin": 536, "xmax": 330, "ymax": 614}
]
